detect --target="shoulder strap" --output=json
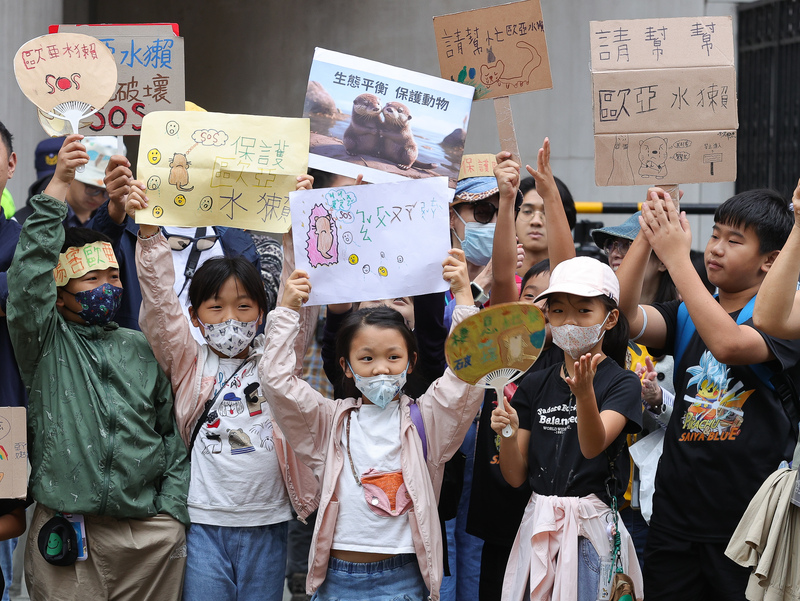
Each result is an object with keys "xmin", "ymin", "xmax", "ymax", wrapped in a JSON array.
[
  {"xmin": 189, "ymin": 356, "xmax": 250, "ymax": 453},
  {"xmin": 409, "ymin": 401, "xmax": 428, "ymax": 462}
]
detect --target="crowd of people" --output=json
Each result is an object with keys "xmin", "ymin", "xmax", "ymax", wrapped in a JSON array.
[{"xmin": 1, "ymin": 116, "xmax": 799, "ymax": 601}]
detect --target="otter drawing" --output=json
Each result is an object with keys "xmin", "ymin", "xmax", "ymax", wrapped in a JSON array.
[
  {"xmin": 379, "ymin": 102, "xmax": 438, "ymax": 171},
  {"xmin": 638, "ymin": 137, "xmax": 668, "ymax": 179},
  {"xmin": 315, "ymin": 215, "xmax": 334, "ymax": 259},
  {"xmin": 479, "ymin": 41, "xmax": 543, "ymax": 90},
  {"xmin": 168, "ymin": 153, "xmax": 195, "ymax": 191},
  {"xmin": 343, "ymin": 93, "xmax": 382, "ymax": 157}
]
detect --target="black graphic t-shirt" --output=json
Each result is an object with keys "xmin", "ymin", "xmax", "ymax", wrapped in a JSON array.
[
  {"xmin": 513, "ymin": 358, "xmax": 642, "ymax": 505},
  {"xmin": 651, "ymin": 299, "xmax": 800, "ymax": 542}
]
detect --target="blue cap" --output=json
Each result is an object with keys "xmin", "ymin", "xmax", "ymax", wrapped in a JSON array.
[
  {"xmin": 590, "ymin": 211, "xmax": 642, "ymax": 249},
  {"xmin": 453, "ymin": 175, "xmax": 523, "ymax": 209},
  {"xmin": 34, "ymin": 137, "xmax": 64, "ymax": 179}
]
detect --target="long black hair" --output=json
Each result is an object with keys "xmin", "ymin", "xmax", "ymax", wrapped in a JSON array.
[{"xmin": 335, "ymin": 305, "xmax": 418, "ymax": 399}]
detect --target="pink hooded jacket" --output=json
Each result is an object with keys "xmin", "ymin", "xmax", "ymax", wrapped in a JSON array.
[
  {"xmin": 136, "ymin": 231, "xmax": 319, "ymax": 521},
  {"xmin": 260, "ymin": 305, "xmax": 483, "ymax": 599}
]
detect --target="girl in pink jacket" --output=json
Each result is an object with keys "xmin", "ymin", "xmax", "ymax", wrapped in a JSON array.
[{"xmin": 260, "ymin": 249, "xmax": 482, "ymax": 601}]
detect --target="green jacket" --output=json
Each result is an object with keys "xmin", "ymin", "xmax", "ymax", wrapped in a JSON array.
[{"xmin": 7, "ymin": 194, "xmax": 189, "ymax": 525}]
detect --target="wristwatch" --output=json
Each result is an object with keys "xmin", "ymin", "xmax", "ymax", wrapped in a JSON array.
[{"xmin": 470, "ymin": 282, "xmax": 489, "ymax": 305}]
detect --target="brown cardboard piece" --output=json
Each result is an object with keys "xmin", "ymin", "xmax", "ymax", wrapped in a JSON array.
[
  {"xmin": 0, "ymin": 408, "xmax": 28, "ymax": 500},
  {"xmin": 433, "ymin": 0, "xmax": 552, "ymax": 101},
  {"xmin": 458, "ymin": 154, "xmax": 498, "ymax": 180},
  {"xmin": 590, "ymin": 16, "xmax": 737, "ymax": 186},
  {"xmin": 47, "ymin": 24, "xmax": 185, "ymax": 136}
]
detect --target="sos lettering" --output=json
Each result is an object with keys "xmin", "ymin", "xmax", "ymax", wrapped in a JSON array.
[{"xmin": 89, "ymin": 103, "xmax": 145, "ymax": 132}]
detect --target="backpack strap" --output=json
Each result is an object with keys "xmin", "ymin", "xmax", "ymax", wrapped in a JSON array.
[{"xmin": 409, "ymin": 400, "xmax": 428, "ymax": 462}]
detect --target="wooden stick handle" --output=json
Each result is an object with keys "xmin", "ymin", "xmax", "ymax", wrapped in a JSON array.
[{"xmin": 493, "ymin": 96, "xmax": 520, "ymax": 166}]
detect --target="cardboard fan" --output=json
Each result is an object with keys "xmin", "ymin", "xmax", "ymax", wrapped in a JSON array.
[
  {"xmin": 15, "ymin": 33, "xmax": 117, "ymax": 137},
  {"xmin": 446, "ymin": 302, "xmax": 546, "ymax": 437}
]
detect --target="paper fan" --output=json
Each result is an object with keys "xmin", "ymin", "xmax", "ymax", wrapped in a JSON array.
[
  {"xmin": 445, "ymin": 302, "xmax": 546, "ymax": 437},
  {"xmin": 15, "ymin": 33, "xmax": 117, "ymax": 136}
]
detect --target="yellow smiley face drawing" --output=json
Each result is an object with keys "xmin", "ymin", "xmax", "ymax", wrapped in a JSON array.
[
  {"xmin": 174, "ymin": 194, "xmax": 187, "ymax": 206},
  {"xmin": 147, "ymin": 148, "xmax": 161, "ymax": 165},
  {"xmin": 152, "ymin": 205, "xmax": 164, "ymax": 218},
  {"xmin": 378, "ymin": 266, "xmax": 388, "ymax": 277},
  {"xmin": 348, "ymin": 254, "xmax": 359, "ymax": 265}
]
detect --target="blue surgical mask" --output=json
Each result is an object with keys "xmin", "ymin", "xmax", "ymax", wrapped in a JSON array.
[
  {"xmin": 348, "ymin": 362, "xmax": 408, "ymax": 409},
  {"xmin": 64, "ymin": 283, "xmax": 123, "ymax": 326},
  {"xmin": 454, "ymin": 212, "xmax": 495, "ymax": 266}
]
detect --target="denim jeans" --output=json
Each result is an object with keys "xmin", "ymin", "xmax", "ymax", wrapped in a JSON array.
[
  {"xmin": 577, "ymin": 536, "xmax": 601, "ymax": 601},
  {"xmin": 311, "ymin": 554, "xmax": 425, "ymax": 601},
  {"xmin": 0, "ymin": 538, "xmax": 14, "ymax": 601},
  {"xmin": 182, "ymin": 521, "xmax": 288, "ymax": 601},
  {"xmin": 440, "ymin": 420, "xmax": 483, "ymax": 601}
]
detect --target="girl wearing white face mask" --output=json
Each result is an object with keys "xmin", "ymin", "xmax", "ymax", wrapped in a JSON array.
[
  {"xmin": 260, "ymin": 249, "xmax": 483, "ymax": 601},
  {"xmin": 130, "ymin": 178, "xmax": 319, "ymax": 601},
  {"xmin": 491, "ymin": 256, "xmax": 645, "ymax": 601}
]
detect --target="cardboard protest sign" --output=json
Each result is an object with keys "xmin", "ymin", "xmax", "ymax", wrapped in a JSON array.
[
  {"xmin": 458, "ymin": 154, "xmax": 498, "ymax": 180},
  {"xmin": 0, "ymin": 408, "xmax": 28, "ymax": 499},
  {"xmin": 135, "ymin": 111, "xmax": 309, "ymax": 232},
  {"xmin": 433, "ymin": 0, "xmax": 552, "ymax": 101},
  {"xmin": 304, "ymin": 48, "xmax": 474, "ymax": 187},
  {"xmin": 590, "ymin": 17, "xmax": 737, "ymax": 186},
  {"xmin": 43, "ymin": 24, "xmax": 185, "ymax": 136},
  {"xmin": 14, "ymin": 32, "xmax": 117, "ymax": 136},
  {"xmin": 291, "ymin": 177, "xmax": 452, "ymax": 305}
]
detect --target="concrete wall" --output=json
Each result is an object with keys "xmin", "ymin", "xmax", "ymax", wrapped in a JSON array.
[
  {"xmin": 7, "ymin": 0, "xmax": 758, "ymax": 247},
  {"xmin": 0, "ymin": 0, "xmax": 63, "ymax": 208}
]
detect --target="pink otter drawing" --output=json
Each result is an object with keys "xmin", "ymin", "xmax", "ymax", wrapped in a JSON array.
[{"xmin": 306, "ymin": 204, "xmax": 339, "ymax": 267}]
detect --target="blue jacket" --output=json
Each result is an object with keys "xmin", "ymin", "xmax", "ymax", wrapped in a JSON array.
[
  {"xmin": 0, "ymin": 210, "xmax": 26, "ymax": 407},
  {"xmin": 88, "ymin": 201, "xmax": 261, "ymax": 331}
]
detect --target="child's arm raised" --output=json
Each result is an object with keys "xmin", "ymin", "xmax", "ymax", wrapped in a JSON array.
[
  {"xmin": 754, "ymin": 178, "xmax": 800, "ymax": 338},
  {"xmin": 443, "ymin": 247, "xmax": 472, "ymax": 306},
  {"xmin": 491, "ymin": 152, "xmax": 521, "ymax": 304},
  {"xmin": 7, "ymin": 135, "xmax": 89, "ymax": 379},
  {"xmin": 641, "ymin": 193, "xmax": 775, "ymax": 365},
  {"xmin": 525, "ymin": 137, "xmax": 575, "ymax": 269},
  {"xmin": 491, "ymin": 396, "xmax": 530, "ymax": 487}
]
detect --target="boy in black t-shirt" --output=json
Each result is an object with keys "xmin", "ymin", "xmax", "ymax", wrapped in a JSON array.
[{"xmin": 616, "ymin": 188, "xmax": 800, "ymax": 600}]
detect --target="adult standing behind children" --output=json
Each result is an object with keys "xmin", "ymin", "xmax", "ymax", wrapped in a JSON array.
[
  {"xmin": 616, "ymin": 187, "xmax": 800, "ymax": 600},
  {"xmin": 7, "ymin": 134, "xmax": 190, "ymax": 601}
]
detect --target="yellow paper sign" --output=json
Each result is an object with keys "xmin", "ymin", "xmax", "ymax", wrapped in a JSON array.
[
  {"xmin": 54, "ymin": 241, "xmax": 119, "ymax": 286},
  {"xmin": 136, "ymin": 111, "xmax": 310, "ymax": 232},
  {"xmin": 14, "ymin": 33, "xmax": 117, "ymax": 135},
  {"xmin": 445, "ymin": 302, "xmax": 546, "ymax": 385}
]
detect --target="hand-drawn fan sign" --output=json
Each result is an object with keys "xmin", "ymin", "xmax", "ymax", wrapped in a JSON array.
[
  {"xmin": 446, "ymin": 302, "xmax": 546, "ymax": 436},
  {"xmin": 14, "ymin": 33, "xmax": 117, "ymax": 137}
]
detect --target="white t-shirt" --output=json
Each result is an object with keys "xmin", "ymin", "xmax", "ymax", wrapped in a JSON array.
[
  {"xmin": 165, "ymin": 226, "xmax": 225, "ymax": 345},
  {"xmin": 331, "ymin": 400, "xmax": 415, "ymax": 554},
  {"xmin": 188, "ymin": 356, "xmax": 292, "ymax": 527}
]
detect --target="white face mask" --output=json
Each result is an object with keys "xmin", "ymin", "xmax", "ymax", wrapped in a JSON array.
[
  {"xmin": 348, "ymin": 363, "xmax": 408, "ymax": 409},
  {"xmin": 199, "ymin": 318, "xmax": 258, "ymax": 357},
  {"xmin": 550, "ymin": 313, "xmax": 610, "ymax": 360}
]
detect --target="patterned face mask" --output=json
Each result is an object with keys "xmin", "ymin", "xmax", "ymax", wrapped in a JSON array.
[
  {"xmin": 198, "ymin": 318, "xmax": 258, "ymax": 357},
  {"xmin": 348, "ymin": 363, "xmax": 408, "ymax": 409},
  {"xmin": 550, "ymin": 313, "xmax": 610, "ymax": 360},
  {"xmin": 63, "ymin": 283, "xmax": 123, "ymax": 326}
]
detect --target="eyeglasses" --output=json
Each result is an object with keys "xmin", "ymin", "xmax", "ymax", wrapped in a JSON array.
[
  {"xmin": 163, "ymin": 232, "xmax": 219, "ymax": 251},
  {"xmin": 602, "ymin": 239, "xmax": 632, "ymax": 256},
  {"xmin": 471, "ymin": 200, "xmax": 499, "ymax": 224},
  {"xmin": 517, "ymin": 206, "xmax": 545, "ymax": 221},
  {"xmin": 83, "ymin": 184, "xmax": 108, "ymax": 198}
]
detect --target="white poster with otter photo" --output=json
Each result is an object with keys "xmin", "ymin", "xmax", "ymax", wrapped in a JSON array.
[
  {"xmin": 304, "ymin": 48, "xmax": 474, "ymax": 189},
  {"xmin": 290, "ymin": 177, "xmax": 452, "ymax": 306},
  {"xmin": 590, "ymin": 17, "xmax": 737, "ymax": 186}
]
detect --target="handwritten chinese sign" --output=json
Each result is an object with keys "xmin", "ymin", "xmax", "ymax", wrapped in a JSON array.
[
  {"xmin": 590, "ymin": 17, "xmax": 737, "ymax": 186},
  {"xmin": 458, "ymin": 154, "xmax": 498, "ymax": 180},
  {"xmin": 433, "ymin": 0, "xmax": 552, "ymax": 101},
  {"xmin": 304, "ymin": 48, "xmax": 474, "ymax": 187},
  {"xmin": 135, "ymin": 111, "xmax": 309, "ymax": 232},
  {"xmin": 14, "ymin": 32, "xmax": 117, "ymax": 136},
  {"xmin": 291, "ymin": 177, "xmax": 452, "ymax": 305},
  {"xmin": 42, "ymin": 24, "xmax": 185, "ymax": 136},
  {"xmin": 54, "ymin": 241, "xmax": 119, "ymax": 286},
  {"xmin": 445, "ymin": 303, "xmax": 546, "ymax": 385}
]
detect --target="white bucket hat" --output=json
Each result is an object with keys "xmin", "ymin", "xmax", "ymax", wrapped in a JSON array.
[{"xmin": 534, "ymin": 256, "xmax": 620, "ymax": 305}]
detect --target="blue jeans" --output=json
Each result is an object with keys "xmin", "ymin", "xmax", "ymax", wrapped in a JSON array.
[
  {"xmin": 311, "ymin": 554, "xmax": 425, "ymax": 601},
  {"xmin": 578, "ymin": 536, "xmax": 601, "ymax": 601},
  {"xmin": 440, "ymin": 421, "xmax": 483, "ymax": 601},
  {"xmin": 182, "ymin": 521, "xmax": 288, "ymax": 601},
  {"xmin": 0, "ymin": 538, "xmax": 14, "ymax": 601}
]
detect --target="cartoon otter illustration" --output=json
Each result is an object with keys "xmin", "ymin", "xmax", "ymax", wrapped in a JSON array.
[
  {"xmin": 343, "ymin": 93, "xmax": 382, "ymax": 157},
  {"xmin": 379, "ymin": 102, "xmax": 438, "ymax": 171},
  {"xmin": 315, "ymin": 215, "xmax": 334, "ymax": 259},
  {"xmin": 479, "ymin": 41, "xmax": 543, "ymax": 90},
  {"xmin": 228, "ymin": 428, "xmax": 255, "ymax": 455},
  {"xmin": 168, "ymin": 153, "xmax": 195, "ymax": 191},
  {"xmin": 638, "ymin": 137, "xmax": 668, "ymax": 179}
]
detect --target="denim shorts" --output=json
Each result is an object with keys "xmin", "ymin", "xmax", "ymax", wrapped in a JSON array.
[
  {"xmin": 311, "ymin": 553, "xmax": 425, "ymax": 601},
  {"xmin": 578, "ymin": 536, "xmax": 602, "ymax": 601}
]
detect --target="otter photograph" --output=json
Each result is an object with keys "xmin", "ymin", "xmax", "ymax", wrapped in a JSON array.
[{"xmin": 303, "ymin": 48, "xmax": 474, "ymax": 187}]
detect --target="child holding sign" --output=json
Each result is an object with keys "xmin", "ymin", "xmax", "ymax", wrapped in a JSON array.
[
  {"xmin": 7, "ymin": 134, "xmax": 190, "ymax": 600},
  {"xmin": 126, "ymin": 178, "xmax": 319, "ymax": 601},
  {"xmin": 260, "ymin": 250, "xmax": 482, "ymax": 601}
]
